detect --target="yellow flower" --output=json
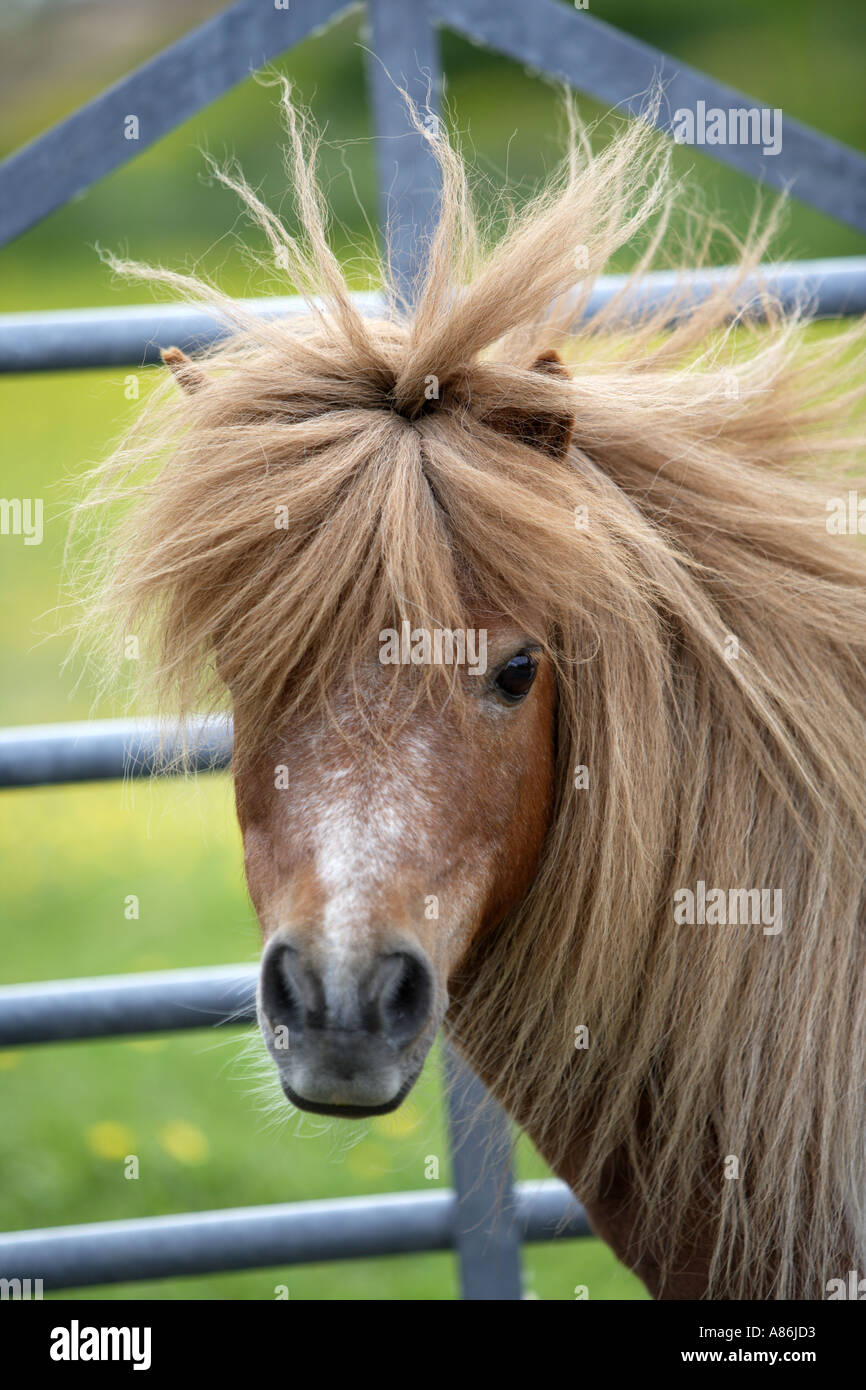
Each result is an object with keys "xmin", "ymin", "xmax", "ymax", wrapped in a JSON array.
[
  {"xmin": 87, "ymin": 1121, "xmax": 136, "ymax": 1160},
  {"xmin": 158, "ymin": 1120, "xmax": 209, "ymax": 1164}
]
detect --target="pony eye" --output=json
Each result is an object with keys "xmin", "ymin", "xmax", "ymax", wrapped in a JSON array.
[{"xmin": 494, "ymin": 652, "xmax": 538, "ymax": 703}]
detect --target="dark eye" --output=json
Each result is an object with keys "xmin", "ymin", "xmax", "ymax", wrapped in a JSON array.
[{"xmin": 494, "ymin": 651, "xmax": 538, "ymax": 703}]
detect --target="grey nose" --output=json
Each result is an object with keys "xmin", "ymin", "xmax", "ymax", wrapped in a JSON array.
[{"xmin": 260, "ymin": 940, "xmax": 434, "ymax": 1048}]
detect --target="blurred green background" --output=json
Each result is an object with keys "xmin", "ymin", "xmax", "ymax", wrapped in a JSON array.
[{"xmin": 0, "ymin": 0, "xmax": 863, "ymax": 1300}]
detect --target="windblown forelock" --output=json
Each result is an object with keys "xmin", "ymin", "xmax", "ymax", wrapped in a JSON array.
[
  {"xmin": 69, "ymin": 79, "xmax": 676, "ymax": 740},
  {"xmin": 75, "ymin": 310, "xmax": 597, "ymax": 763},
  {"xmin": 175, "ymin": 403, "xmax": 470, "ymax": 758}
]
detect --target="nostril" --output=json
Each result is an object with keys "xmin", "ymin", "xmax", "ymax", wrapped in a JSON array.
[
  {"xmin": 379, "ymin": 952, "xmax": 433, "ymax": 1047},
  {"xmin": 261, "ymin": 944, "xmax": 307, "ymax": 1035}
]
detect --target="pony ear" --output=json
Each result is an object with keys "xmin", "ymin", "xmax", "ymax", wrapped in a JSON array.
[
  {"xmin": 160, "ymin": 345, "xmax": 207, "ymax": 395},
  {"xmin": 483, "ymin": 349, "xmax": 574, "ymax": 462}
]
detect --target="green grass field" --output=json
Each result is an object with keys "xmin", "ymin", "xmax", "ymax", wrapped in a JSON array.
[{"xmin": 1, "ymin": 0, "xmax": 863, "ymax": 1299}]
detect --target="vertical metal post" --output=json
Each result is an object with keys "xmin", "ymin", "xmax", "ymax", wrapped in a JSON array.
[
  {"xmin": 363, "ymin": 0, "xmax": 443, "ymax": 303},
  {"xmin": 444, "ymin": 1046, "xmax": 524, "ymax": 1299}
]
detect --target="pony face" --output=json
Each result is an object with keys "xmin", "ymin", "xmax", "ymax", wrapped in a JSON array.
[{"xmin": 233, "ymin": 614, "xmax": 556, "ymax": 1116}]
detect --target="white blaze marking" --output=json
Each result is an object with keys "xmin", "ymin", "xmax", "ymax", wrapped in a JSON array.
[{"xmin": 309, "ymin": 754, "xmax": 433, "ymax": 987}]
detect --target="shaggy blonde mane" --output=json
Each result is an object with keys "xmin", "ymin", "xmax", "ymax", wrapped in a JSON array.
[{"xmin": 72, "ymin": 82, "xmax": 866, "ymax": 1299}]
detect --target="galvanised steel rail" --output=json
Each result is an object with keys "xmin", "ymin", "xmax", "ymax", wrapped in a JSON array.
[
  {"xmin": 0, "ymin": 717, "xmax": 233, "ymax": 789},
  {"xmin": 0, "ymin": 292, "xmax": 385, "ymax": 374},
  {"xmin": 434, "ymin": 0, "xmax": 866, "ymax": 235},
  {"xmin": 2, "ymin": 260, "xmax": 865, "ymax": 373},
  {"xmin": 0, "ymin": 1181, "xmax": 591, "ymax": 1292},
  {"xmin": 0, "ymin": 964, "xmax": 257, "ymax": 1046},
  {"xmin": 0, "ymin": 0, "xmax": 354, "ymax": 249}
]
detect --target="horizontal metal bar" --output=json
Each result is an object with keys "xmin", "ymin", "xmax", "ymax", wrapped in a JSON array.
[
  {"xmin": 579, "ymin": 257, "xmax": 866, "ymax": 324},
  {"xmin": 1, "ymin": 260, "xmax": 862, "ymax": 373},
  {"xmin": 0, "ymin": 292, "xmax": 386, "ymax": 373},
  {"xmin": 436, "ymin": 0, "xmax": 866, "ymax": 233},
  {"xmin": 0, "ymin": 0, "xmax": 353, "ymax": 247},
  {"xmin": 0, "ymin": 1180, "xmax": 590, "ymax": 1289},
  {"xmin": 0, "ymin": 717, "xmax": 233, "ymax": 789},
  {"xmin": 0, "ymin": 964, "xmax": 258, "ymax": 1046}
]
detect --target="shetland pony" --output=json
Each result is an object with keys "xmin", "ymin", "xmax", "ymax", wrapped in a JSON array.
[{"xmin": 73, "ymin": 86, "xmax": 866, "ymax": 1299}]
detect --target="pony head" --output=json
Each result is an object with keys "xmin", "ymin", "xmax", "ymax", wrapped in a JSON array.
[
  {"xmin": 73, "ymin": 84, "xmax": 866, "ymax": 1296},
  {"xmin": 155, "ymin": 328, "xmax": 577, "ymax": 1117}
]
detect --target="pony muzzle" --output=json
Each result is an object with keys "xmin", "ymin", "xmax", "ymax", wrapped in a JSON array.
[{"xmin": 257, "ymin": 934, "xmax": 436, "ymax": 1116}]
